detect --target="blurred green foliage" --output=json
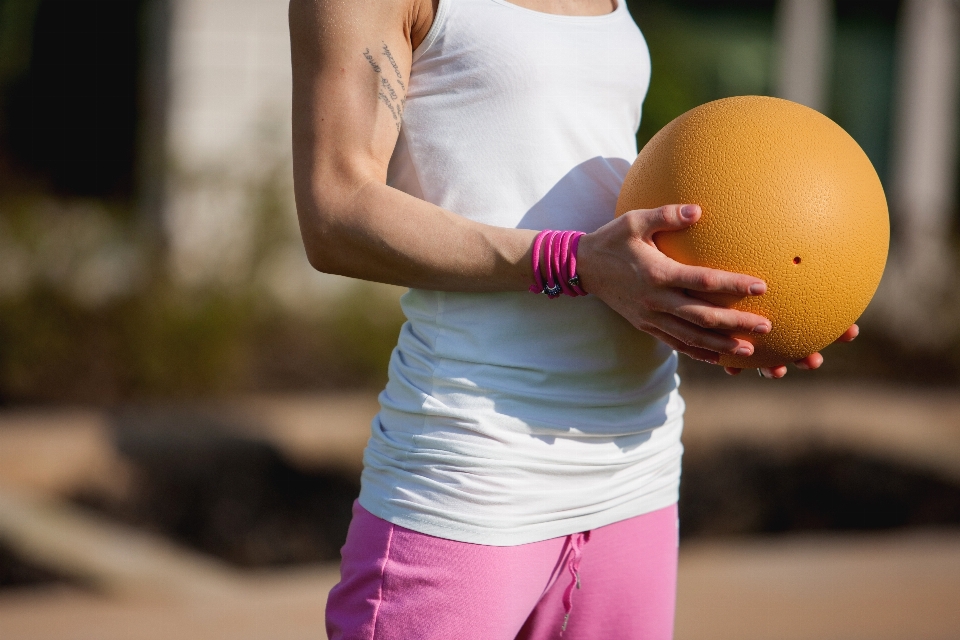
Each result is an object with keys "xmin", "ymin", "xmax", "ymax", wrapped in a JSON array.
[
  {"xmin": 632, "ymin": 2, "xmax": 775, "ymax": 150},
  {"xmin": 0, "ymin": 279, "xmax": 404, "ymax": 405},
  {"xmin": 0, "ymin": 283, "xmax": 246, "ymax": 402},
  {"xmin": 0, "ymin": 0, "xmax": 40, "ymax": 86},
  {"xmin": 0, "ymin": 179, "xmax": 405, "ymax": 405},
  {"xmin": 831, "ymin": 13, "xmax": 897, "ymax": 184},
  {"xmin": 0, "ymin": 267, "xmax": 405, "ymax": 405}
]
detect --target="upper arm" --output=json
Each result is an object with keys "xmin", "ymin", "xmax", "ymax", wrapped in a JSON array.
[{"xmin": 289, "ymin": 0, "xmax": 434, "ymax": 204}]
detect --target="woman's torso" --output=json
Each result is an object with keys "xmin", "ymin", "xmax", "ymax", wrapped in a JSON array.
[{"xmin": 359, "ymin": 0, "xmax": 686, "ymax": 545}]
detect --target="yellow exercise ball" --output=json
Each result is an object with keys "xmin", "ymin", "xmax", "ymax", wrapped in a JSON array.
[{"xmin": 616, "ymin": 96, "xmax": 889, "ymax": 369}]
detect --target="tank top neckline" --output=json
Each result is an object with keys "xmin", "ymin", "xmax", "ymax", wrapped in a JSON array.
[
  {"xmin": 488, "ymin": 0, "xmax": 624, "ymax": 22},
  {"xmin": 414, "ymin": 0, "xmax": 626, "ymax": 62}
]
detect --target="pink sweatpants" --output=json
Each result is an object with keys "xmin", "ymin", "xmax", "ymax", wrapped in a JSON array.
[{"xmin": 326, "ymin": 502, "xmax": 679, "ymax": 640}]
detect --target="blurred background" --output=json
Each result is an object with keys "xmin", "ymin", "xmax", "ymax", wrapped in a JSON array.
[{"xmin": 0, "ymin": 0, "xmax": 958, "ymax": 638}]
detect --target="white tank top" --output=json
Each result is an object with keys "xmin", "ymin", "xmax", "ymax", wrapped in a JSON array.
[{"xmin": 359, "ymin": 0, "xmax": 685, "ymax": 545}]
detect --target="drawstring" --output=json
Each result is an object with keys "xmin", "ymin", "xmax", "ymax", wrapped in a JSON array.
[{"xmin": 561, "ymin": 530, "xmax": 590, "ymax": 633}]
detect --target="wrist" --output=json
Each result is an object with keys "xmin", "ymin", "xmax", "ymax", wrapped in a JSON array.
[{"xmin": 572, "ymin": 232, "xmax": 604, "ymax": 298}]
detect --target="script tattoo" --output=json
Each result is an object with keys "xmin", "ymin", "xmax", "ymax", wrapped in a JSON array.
[
  {"xmin": 362, "ymin": 48, "xmax": 381, "ymax": 73},
  {"xmin": 363, "ymin": 46, "xmax": 406, "ymax": 132},
  {"xmin": 381, "ymin": 43, "xmax": 406, "ymax": 91},
  {"xmin": 379, "ymin": 91, "xmax": 399, "ymax": 123},
  {"xmin": 381, "ymin": 76, "xmax": 398, "ymax": 102}
]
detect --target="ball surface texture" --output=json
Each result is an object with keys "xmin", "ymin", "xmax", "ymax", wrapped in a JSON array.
[{"xmin": 616, "ymin": 96, "xmax": 889, "ymax": 368}]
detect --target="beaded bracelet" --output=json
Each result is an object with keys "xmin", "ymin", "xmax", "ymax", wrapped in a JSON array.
[{"xmin": 528, "ymin": 229, "xmax": 588, "ymax": 298}]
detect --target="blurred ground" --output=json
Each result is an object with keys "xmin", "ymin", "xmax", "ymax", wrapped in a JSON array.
[
  {"xmin": 0, "ymin": 382, "xmax": 959, "ymax": 639},
  {"xmin": 0, "ymin": 532, "xmax": 958, "ymax": 640}
]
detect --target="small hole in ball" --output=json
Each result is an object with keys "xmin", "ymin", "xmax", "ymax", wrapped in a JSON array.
[{"xmin": 793, "ymin": 256, "xmax": 802, "ymax": 265}]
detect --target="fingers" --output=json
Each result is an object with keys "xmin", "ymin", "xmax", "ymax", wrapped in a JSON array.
[
  {"xmin": 652, "ymin": 313, "xmax": 757, "ymax": 358},
  {"xmin": 752, "ymin": 352, "xmax": 820, "ymax": 378},
  {"xmin": 745, "ymin": 351, "xmax": 820, "ymax": 379},
  {"xmin": 631, "ymin": 204, "xmax": 702, "ymax": 240},
  {"xmin": 794, "ymin": 352, "xmax": 823, "ymax": 370},
  {"xmin": 664, "ymin": 290, "xmax": 771, "ymax": 334},
  {"xmin": 645, "ymin": 326, "xmax": 723, "ymax": 365},
  {"xmin": 727, "ymin": 366, "xmax": 790, "ymax": 378},
  {"xmin": 757, "ymin": 351, "xmax": 821, "ymax": 378},
  {"xmin": 611, "ymin": 204, "xmax": 823, "ymax": 370},
  {"xmin": 760, "ymin": 365, "xmax": 788, "ymax": 378},
  {"xmin": 726, "ymin": 365, "xmax": 789, "ymax": 378},
  {"xmin": 789, "ymin": 326, "xmax": 856, "ymax": 372},
  {"xmin": 629, "ymin": 204, "xmax": 767, "ymax": 296},
  {"xmin": 737, "ymin": 325, "xmax": 858, "ymax": 379},
  {"xmin": 666, "ymin": 263, "xmax": 767, "ymax": 297},
  {"xmin": 836, "ymin": 324, "xmax": 859, "ymax": 343}
]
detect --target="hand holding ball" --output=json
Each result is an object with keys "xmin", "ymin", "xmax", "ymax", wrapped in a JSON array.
[{"xmin": 616, "ymin": 96, "xmax": 889, "ymax": 369}]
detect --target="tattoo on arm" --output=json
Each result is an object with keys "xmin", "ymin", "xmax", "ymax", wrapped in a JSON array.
[
  {"xmin": 363, "ymin": 45, "xmax": 407, "ymax": 133},
  {"xmin": 381, "ymin": 77, "xmax": 398, "ymax": 101},
  {"xmin": 378, "ymin": 90, "xmax": 399, "ymax": 123},
  {"xmin": 381, "ymin": 43, "xmax": 406, "ymax": 91},
  {"xmin": 362, "ymin": 48, "xmax": 381, "ymax": 74}
]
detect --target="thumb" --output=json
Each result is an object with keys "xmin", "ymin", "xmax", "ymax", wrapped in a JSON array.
[{"xmin": 633, "ymin": 204, "xmax": 701, "ymax": 241}]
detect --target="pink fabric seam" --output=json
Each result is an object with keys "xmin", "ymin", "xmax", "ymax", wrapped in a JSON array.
[{"xmin": 370, "ymin": 522, "xmax": 395, "ymax": 640}]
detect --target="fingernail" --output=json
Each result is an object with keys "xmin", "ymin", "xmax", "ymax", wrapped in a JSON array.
[
  {"xmin": 796, "ymin": 361, "xmax": 811, "ymax": 370},
  {"xmin": 749, "ymin": 283, "xmax": 766, "ymax": 295},
  {"xmin": 736, "ymin": 346, "xmax": 752, "ymax": 357},
  {"xmin": 753, "ymin": 323, "xmax": 771, "ymax": 334},
  {"xmin": 680, "ymin": 205, "xmax": 699, "ymax": 220}
]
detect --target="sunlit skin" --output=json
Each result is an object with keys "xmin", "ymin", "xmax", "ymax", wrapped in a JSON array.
[{"xmin": 289, "ymin": 0, "xmax": 856, "ymax": 378}]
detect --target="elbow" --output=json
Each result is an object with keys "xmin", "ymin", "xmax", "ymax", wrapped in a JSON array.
[
  {"xmin": 294, "ymin": 183, "xmax": 357, "ymax": 276},
  {"xmin": 297, "ymin": 201, "xmax": 342, "ymax": 275},
  {"xmin": 303, "ymin": 239, "xmax": 344, "ymax": 276},
  {"xmin": 292, "ymin": 156, "xmax": 380, "ymax": 277},
  {"xmin": 301, "ymin": 234, "xmax": 332, "ymax": 274}
]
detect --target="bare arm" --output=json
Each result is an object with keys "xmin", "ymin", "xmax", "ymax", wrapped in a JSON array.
[
  {"xmin": 290, "ymin": 0, "xmax": 536, "ymax": 292},
  {"xmin": 289, "ymin": 0, "xmax": 780, "ymax": 364}
]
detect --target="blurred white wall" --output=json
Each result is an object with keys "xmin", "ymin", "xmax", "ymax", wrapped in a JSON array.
[
  {"xmin": 167, "ymin": 0, "xmax": 291, "ymax": 170},
  {"xmin": 874, "ymin": 0, "xmax": 960, "ymax": 345},
  {"xmin": 774, "ymin": 0, "xmax": 834, "ymax": 113},
  {"xmin": 162, "ymin": 0, "xmax": 354, "ymax": 307},
  {"xmin": 165, "ymin": 0, "xmax": 289, "ymax": 285}
]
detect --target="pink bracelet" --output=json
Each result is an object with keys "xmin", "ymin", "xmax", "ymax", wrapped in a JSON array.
[
  {"xmin": 528, "ymin": 232, "xmax": 548, "ymax": 294},
  {"xmin": 568, "ymin": 233, "xmax": 587, "ymax": 296},
  {"xmin": 557, "ymin": 231, "xmax": 577, "ymax": 297},
  {"xmin": 548, "ymin": 231, "xmax": 564, "ymax": 297},
  {"xmin": 537, "ymin": 230, "xmax": 560, "ymax": 297},
  {"xmin": 529, "ymin": 229, "xmax": 587, "ymax": 298}
]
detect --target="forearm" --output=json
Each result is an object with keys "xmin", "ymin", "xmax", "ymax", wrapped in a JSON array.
[{"xmin": 295, "ymin": 176, "xmax": 538, "ymax": 292}]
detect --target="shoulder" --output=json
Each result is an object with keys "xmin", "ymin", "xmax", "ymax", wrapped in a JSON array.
[{"xmin": 288, "ymin": 0, "xmax": 437, "ymax": 51}]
